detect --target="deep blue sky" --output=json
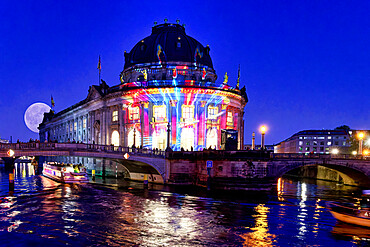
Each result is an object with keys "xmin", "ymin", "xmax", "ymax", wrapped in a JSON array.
[{"xmin": 0, "ymin": 0, "xmax": 369, "ymax": 144}]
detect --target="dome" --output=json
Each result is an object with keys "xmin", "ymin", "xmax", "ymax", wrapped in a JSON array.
[{"xmin": 124, "ymin": 23, "xmax": 213, "ymax": 69}]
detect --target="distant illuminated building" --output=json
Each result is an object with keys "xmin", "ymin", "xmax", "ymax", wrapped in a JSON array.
[
  {"xmin": 0, "ymin": 138, "xmax": 9, "ymax": 144},
  {"xmin": 39, "ymin": 22, "xmax": 248, "ymax": 151},
  {"xmin": 274, "ymin": 130, "xmax": 351, "ymax": 154}
]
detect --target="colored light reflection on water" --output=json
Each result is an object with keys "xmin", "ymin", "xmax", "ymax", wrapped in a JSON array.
[{"xmin": 0, "ymin": 162, "xmax": 368, "ymax": 246}]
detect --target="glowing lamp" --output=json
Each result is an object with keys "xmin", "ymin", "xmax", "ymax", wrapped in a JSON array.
[
  {"xmin": 358, "ymin": 132, "xmax": 365, "ymax": 140},
  {"xmin": 331, "ymin": 149, "xmax": 339, "ymax": 155},
  {"xmin": 352, "ymin": 151, "xmax": 357, "ymax": 155},
  {"xmin": 363, "ymin": 150, "xmax": 369, "ymax": 156},
  {"xmin": 7, "ymin": 149, "xmax": 14, "ymax": 157},
  {"xmin": 260, "ymin": 125, "xmax": 267, "ymax": 134}
]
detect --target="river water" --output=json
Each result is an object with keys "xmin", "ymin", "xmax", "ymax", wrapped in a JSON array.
[{"xmin": 0, "ymin": 162, "xmax": 368, "ymax": 246}]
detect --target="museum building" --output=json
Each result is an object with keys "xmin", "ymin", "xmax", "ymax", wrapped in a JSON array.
[{"xmin": 39, "ymin": 22, "xmax": 248, "ymax": 151}]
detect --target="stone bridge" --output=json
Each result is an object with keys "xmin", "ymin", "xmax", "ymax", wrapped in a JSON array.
[
  {"xmin": 1, "ymin": 143, "xmax": 369, "ymax": 189},
  {"xmin": 0, "ymin": 143, "xmax": 167, "ymax": 182}
]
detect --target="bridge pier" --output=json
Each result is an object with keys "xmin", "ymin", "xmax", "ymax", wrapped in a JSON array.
[{"xmin": 2, "ymin": 157, "xmax": 17, "ymax": 169}]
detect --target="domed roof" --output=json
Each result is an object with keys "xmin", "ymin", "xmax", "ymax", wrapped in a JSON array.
[{"xmin": 124, "ymin": 23, "xmax": 213, "ymax": 69}]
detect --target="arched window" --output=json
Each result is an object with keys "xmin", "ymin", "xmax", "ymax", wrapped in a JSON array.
[
  {"xmin": 111, "ymin": 130, "xmax": 119, "ymax": 147},
  {"xmin": 181, "ymin": 128, "xmax": 194, "ymax": 151},
  {"xmin": 206, "ymin": 128, "xmax": 218, "ymax": 149}
]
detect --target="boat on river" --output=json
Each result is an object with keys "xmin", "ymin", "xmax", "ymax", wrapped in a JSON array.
[
  {"xmin": 327, "ymin": 193, "xmax": 370, "ymax": 228},
  {"xmin": 42, "ymin": 162, "xmax": 89, "ymax": 183}
]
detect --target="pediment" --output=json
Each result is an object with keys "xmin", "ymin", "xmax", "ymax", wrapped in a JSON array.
[{"xmin": 86, "ymin": 86, "xmax": 103, "ymax": 101}]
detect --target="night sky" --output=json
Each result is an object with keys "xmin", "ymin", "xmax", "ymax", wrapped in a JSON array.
[{"xmin": 1, "ymin": 0, "xmax": 369, "ymax": 145}]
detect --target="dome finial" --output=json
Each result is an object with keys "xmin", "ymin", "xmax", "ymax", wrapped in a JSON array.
[
  {"xmin": 176, "ymin": 19, "xmax": 180, "ymax": 24},
  {"xmin": 154, "ymin": 21, "xmax": 158, "ymax": 26},
  {"xmin": 164, "ymin": 18, "xmax": 168, "ymax": 23}
]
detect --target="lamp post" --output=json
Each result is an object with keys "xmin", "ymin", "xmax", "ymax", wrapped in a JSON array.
[
  {"xmin": 252, "ymin": 132, "xmax": 255, "ymax": 150},
  {"xmin": 133, "ymin": 128, "xmax": 136, "ymax": 148},
  {"xmin": 166, "ymin": 122, "xmax": 171, "ymax": 151},
  {"xmin": 358, "ymin": 132, "xmax": 365, "ymax": 155},
  {"xmin": 260, "ymin": 125, "xmax": 267, "ymax": 150}
]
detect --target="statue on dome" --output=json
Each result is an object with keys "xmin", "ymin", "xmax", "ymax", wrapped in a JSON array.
[
  {"xmin": 202, "ymin": 68, "xmax": 207, "ymax": 80},
  {"xmin": 223, "ymin": 72, "xmax": 228, "ymax": 85},
  {"xmin": 142, "ymin": 69, "xmax": 147, "ymax": 81},
  {"xmin": 157, "ymin": 44, "xmax": 166, "ymax": 65}
]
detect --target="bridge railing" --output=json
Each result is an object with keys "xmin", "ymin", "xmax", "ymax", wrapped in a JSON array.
[
  {"xmin": 271, "ymin": 153, "xmax": 370, "ymax": 160},
  {"xmin": 0, "ymin": 142, "xmax": 165, "ymax": 158}
]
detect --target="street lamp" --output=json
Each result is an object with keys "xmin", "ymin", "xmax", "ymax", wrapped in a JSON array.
[
  {"xmin": 332, "ymin": 148, "xmax": 339, "ymax": 155},
  {"xmin": 252, "ymin": 132, "xmax": 256, "ymax": 150},
  {"xmin": 133, "ymin": 128, "xmax": 136, "ymax": 148},
  {"xmin": 358, "ymin": 132, "xmax": 365, "ymax": 155},
  {"xmin": 260, "ymin": 125, "xmax": 267, "ymax": 150},
  {"xmin": 363, "ymin": 150, "xmax": 369, "ymax": 156}
]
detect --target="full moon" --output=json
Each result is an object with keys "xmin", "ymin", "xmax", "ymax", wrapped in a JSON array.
[{"xmin": 24, "ymin": 103, "xmax": 51, "ymax": 133}]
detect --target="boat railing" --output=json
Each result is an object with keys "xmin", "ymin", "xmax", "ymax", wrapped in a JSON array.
[{"xmin": 327, "ymin": 202, "xmax": 360, "ymax": 215}]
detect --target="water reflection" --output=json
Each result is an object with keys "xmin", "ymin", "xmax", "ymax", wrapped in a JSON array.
[
  {"xmin": 241, "ymin": 204, "xmax": 276, "ymax": 246},
  {"xmin": 0, "ymin": 163, "xmax": 367, "ymax": 246}
]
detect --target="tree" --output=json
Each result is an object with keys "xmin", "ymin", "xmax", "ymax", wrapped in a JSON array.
[{"xmin": 334, "ymin": 125, "xmax": 351, "ymax": 131}]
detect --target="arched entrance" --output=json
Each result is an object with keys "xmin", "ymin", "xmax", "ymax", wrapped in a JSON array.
[
  {"xmin": 152, "ymin": 129, "xmax": 166, "ymax": 150},
  {"xmin": 206, "ymin": 128, "xmax": 218, "ymax": 149},
  {"xmin": 181, "ymin": 128, "xmax": 194, "ymax": 151},
  {"xmin": 128, "ymin": 128, "xmax": 141, "ymax": 147},
  {"xmin": 111, "ymin": 130, "xmax": 120, "ymax": 146}
]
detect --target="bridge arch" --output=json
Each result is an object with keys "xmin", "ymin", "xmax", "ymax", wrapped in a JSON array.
[{"xmin": 275, "ymin": 160, "xmax": 370, "ymax": 187}]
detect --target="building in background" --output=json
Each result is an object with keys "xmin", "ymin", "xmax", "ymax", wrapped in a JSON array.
[
  {"xmin": 39, "ymin": 22, "xmax": 248, "ymax": 151},
  {"xmin": 0, "ymin": 138, "xmax": 9, "ymax": 144},
  {"xmin": 274, "ymin": 129, "xmax": 351, "ymax": 154}
]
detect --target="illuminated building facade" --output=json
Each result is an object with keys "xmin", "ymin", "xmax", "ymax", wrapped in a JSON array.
[
  {"xmin": 39, "ymin": 22, "xmax": 248, "ymax": 151},
  {"xmin": 274, "ymin": 129, "xmax": 351, "ymax": 154}
]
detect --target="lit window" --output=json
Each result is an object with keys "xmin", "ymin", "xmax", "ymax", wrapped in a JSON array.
[
  {"xmin": 70, "ymin": 123, "xmax": 73, "ymax": 132},
  {"xmin": 154, "ymin": 105, "xmax": 166, "ymax": 120},
  {"xmin": 129, "ymin": 107, "xmax": 140, "ymax": 120},
  {"xmin": 313, "ymin": 141, "xmax": 317, "ymax": 145},
  {"xmin": 305, "ymin": 147, "xmax": 310, "ymax": 151},
  {"xmin": 327, "ymin": 142, "xmax": 332, "ymax": 145},
  {"xmin": 306, "ymin": 142, "xmax": 310, "ymax": 145},
  {"xmin": 343, "ymin": 142, "xmax": 346, "ymax": 146},
  {"xmin": 177, "ymin": 42, "xmax": 181, "ymax": 48},
  {"xmin": 208, "ymin": 106, "xmax": 218, "ymax": 120},
  {"xmin": 74, "ymin": 122, "xmax": 77, "ymax": 131},
  {"xmin": 182, "ymin": 105, "xmax": 194, "ymax": 120},
  {"xmin": 227, "ymin": 111, "xmax": 233, "ymax": 124},
  {"xmin": 299, "ymin": 146, "xmax": 303, "ymax": 151},
  {"xmin": 299, "ymin": 141, "xmax": 303, "ymax": 145},
  {"xmin": 112, "ymin": 110, "xmax": 118, "ymax": 122},
  {"xmin": 328, "ymin": 136, "xmax": 332, "ymax": 139},
  {"xmin": 83, "ymin": 118, "xmax": 87, "ymax": 128}
]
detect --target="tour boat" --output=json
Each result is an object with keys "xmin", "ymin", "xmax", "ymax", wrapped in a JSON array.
[
  {"xmin": 42, "ymin": 162, "xmax": 89, "ymax": 183},
  {"xmin": 327, "ymin": 199, "xmax": 370, "ymax": 228}
]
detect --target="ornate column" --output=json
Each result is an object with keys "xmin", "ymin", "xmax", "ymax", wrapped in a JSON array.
[
  {"xmin": 169, "ymin": 100, "xmax": 178, "ymax": 148},
  {"xmin": 140, "ymin": 102, "xmax": 144, "ymax": 148},
  {"xmin": 119, "ymin": 104, "xmax": 124, "ymax": 147}
]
